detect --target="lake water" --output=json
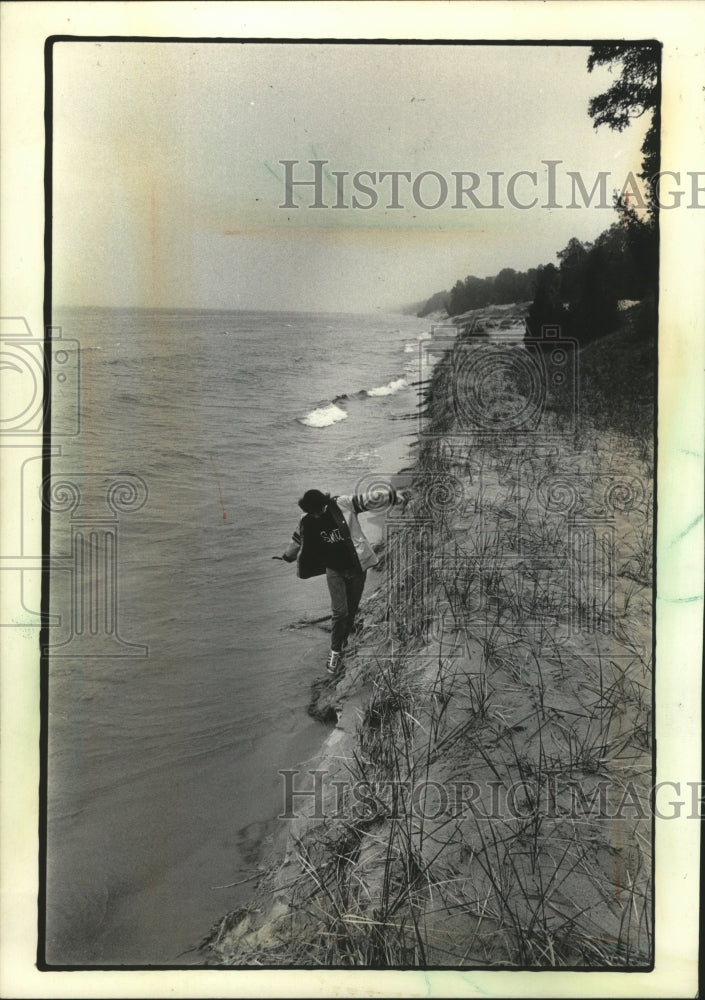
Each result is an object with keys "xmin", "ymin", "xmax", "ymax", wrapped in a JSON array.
[{"xmin": 45, "ymin": 306, "xmax": 431, "ymax": 965}]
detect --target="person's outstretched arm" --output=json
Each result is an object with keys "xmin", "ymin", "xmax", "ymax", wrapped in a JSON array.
[
  {"xmin": 339, "ymin": 487, "xmax": 411, "ymax": 515},
  {"xmin": 273, "ymin": 523, "xmax": 302, "ymax": 562}
]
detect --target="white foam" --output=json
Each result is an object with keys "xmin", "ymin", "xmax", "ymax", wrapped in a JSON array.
[
  {"xmin": 368, "ymin": 376, "xmax": 407, "ymax": 397},
  {"xmin": 299, "ymin": 403, "xmax": 348, "ymax": 428},
  {"xmin": 345, "ymin": 447, "xmax": 380, "ymax": 462},
  {"xmin": 404, "ymin": 343, "xmax": 416, "ymax": 353}
]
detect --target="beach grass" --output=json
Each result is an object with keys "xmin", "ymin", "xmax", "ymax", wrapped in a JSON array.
[{"xmin": 201, "ymin": 300, "xmax": 654, "ymax": 968}]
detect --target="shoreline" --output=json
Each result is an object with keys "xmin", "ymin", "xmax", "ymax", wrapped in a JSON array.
[
  {"xmin": 200, "ymin": 303, "xmax": 654, "ymax": 968},
  {"xmin": 191, "ymin": 387, "xmax": 426, "ymax": 957}
]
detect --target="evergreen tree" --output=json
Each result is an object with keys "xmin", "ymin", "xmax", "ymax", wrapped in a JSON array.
[
  {"xmin": 557, "ymin": 238, "xmax": 590, "ymax": 302},
  {"xmin": 568, "ymin": 244, "xmax": 620, "ymax": 345},
  {"xmin": 526, "ymin": 264, "xmax": 568, "ymax": 338}
]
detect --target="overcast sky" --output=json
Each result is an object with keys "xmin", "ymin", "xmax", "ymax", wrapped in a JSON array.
[{"xmin": 52, "ymin": 41, "xmax": 648, "ymax": 313}]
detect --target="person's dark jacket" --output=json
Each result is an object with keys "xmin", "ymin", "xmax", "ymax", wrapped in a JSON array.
[{"xmin": 281, "ymin": 490, "xmax": 399, "ymax": 579}]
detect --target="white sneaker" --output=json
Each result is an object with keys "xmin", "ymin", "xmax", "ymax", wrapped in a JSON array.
[{"xmin": 326, "ymin": 650, "xmax": 342, "ymax": 674}]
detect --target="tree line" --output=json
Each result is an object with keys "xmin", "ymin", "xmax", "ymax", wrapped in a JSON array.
[
  {"xmin": 417, "ymin": 42, "xmax": 659, "ymax": 348},
  {"xmin": 529, "ymin": 41, "xmax": 659, "ymax": 344},
  {"xmin": 526, "ymin": 201, "xmax": 657, "ymax": 344}
]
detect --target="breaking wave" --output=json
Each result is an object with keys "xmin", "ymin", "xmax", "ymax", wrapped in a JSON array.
[
  {"xmin": 367, "ymin": 376, "xmax": 407, "ymax": 396},
  {"xmin": 299, "ymin": 368, "xmax": 411, "ymax": 428},
  {"xmin": 298, "ymin": 403, "xmax": 348, "ymax": 428}
]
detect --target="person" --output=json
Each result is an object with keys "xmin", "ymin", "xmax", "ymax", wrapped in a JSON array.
[{"xmin": 274, "ymin": 486, "xmax": 409, "ymax": 674}]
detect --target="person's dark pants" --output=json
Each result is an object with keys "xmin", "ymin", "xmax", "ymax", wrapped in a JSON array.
[{"xmin": 326, "ymin": 567, "xmax": 367, "ymax": 653}]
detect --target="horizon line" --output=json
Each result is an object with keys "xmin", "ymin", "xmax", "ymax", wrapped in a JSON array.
[{"xmin": 51, "ymin": 303, "xmax": 422, "ymax": 317}]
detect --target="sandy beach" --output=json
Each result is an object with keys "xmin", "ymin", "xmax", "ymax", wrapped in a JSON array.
[{"xmin": 199, "ymin": 302, "xmax": 654, "ymax": 968}]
